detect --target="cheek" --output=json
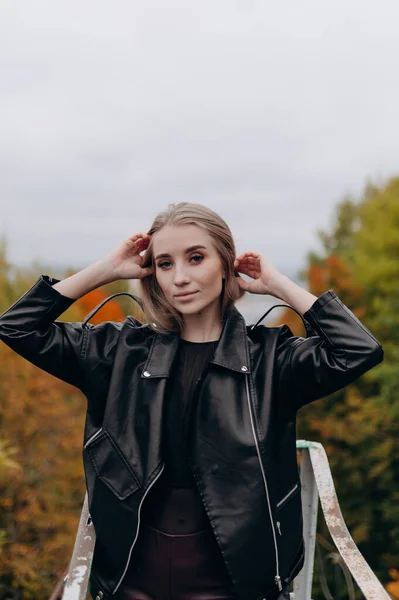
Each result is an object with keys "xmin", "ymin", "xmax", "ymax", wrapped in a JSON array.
[
  {"xmin": 155, "ymin": 271, "xmax": 169, "ymax": 295},
  {"xmin": 204, "ymin": 263, "xmax": 224, "ymax": 288}
]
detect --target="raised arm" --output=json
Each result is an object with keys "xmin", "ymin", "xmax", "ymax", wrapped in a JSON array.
[
  {"xmin": 0, "ymin": 270, "xmax": 117, "ymax": 392},
  {"xmin": 0, "ymin": 233, "xmax": 153, "ymax": 393},
  {"xmin": 235, "ymin": 251, "xmax": 384, "ymax": 413},
  {"xmin": 274, "ymin": 287, "xmax": 383, "ymax": 412}
]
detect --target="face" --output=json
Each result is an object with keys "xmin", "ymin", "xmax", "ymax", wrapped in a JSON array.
[{"xmin": 152, "ymin": 224, "xmax": 225, "ymax": 316}]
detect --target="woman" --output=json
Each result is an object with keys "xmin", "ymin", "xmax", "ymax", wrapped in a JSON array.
[{"xmin": 0, "ymin": 203, "xmax": 383, "ymax": 600}]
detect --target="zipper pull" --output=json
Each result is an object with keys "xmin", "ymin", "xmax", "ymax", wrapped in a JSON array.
[
  {"xmin": 275, "ymin": 575, "xmax": 283, "ymax": 591},
  {"xmin": 276, "ymin": 520, "xmax": 282, "ymax": 535}
]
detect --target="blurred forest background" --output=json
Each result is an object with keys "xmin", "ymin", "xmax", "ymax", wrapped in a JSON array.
[{"xmin": 0, "ymin": 177, "xmax": 398, "ymax": 599}]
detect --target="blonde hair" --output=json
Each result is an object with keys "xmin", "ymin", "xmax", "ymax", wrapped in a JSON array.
[{"xmin": 138, "ymin": 202, "xmax": 245, "ymax": 333}]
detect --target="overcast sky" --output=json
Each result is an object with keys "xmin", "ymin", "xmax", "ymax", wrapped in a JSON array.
[{"xmin": 2, "ymin": 0, "xmax": 399, "ymax": 290}]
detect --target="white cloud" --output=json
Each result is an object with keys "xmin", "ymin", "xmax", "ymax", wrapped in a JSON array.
[{"xmin": 1, "ymin": 0, "xmax": 399, "ymax": 281}]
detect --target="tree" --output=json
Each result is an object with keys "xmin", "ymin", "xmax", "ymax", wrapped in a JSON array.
[
  {"xmin": 0, "ymin": 243, "xmax": 145, "ymax": 598},
  {"xmin": 273, "ymin": 178, "xmax": 399, "ymax": 594}
]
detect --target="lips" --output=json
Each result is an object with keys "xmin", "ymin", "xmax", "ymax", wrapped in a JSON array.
[{"xmin": 175, "ymin": 291, "xmax": 198, "ymax": 298}]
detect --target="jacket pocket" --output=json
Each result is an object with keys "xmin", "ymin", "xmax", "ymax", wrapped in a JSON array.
[
  {"xmin": 275, "ymin": 480, "xmax": 302, "ymax": 538},
  {"xmin": 84, "ymin": 427, "xmax": 104, "ymax": 449},
  {"xmin": 275, "ymin": 480, "xmax": 303, "ymax": 577},
  {"xmin": 276, "ymin": 481, "xmax": 300, "ymax": 511},
  {"xmin": 85, "ymin": 430, "xmax": 141, "ymax": 500}
]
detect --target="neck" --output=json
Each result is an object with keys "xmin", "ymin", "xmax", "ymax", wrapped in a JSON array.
[{"xmin": 180, "ymin": 301, "xmax": 223, "ymax": 342}]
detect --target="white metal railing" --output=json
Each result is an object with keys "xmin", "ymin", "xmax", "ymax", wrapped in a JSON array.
[
  {"xmin": 294, "ymin": 441, "xmax": 390, "ymax": 600},
  {"xmin": 61, "ymin": 441, "xmax": 391, "ymax": 600}
]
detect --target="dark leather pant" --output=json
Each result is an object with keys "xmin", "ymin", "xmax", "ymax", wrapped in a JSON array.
[{"xmin": 114, "ymin": 522, "xmax": 238, "ymax": 599}]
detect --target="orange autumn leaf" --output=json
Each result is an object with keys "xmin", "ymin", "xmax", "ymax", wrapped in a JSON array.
[{"xmin": 76, "ymin": 288, "xmax": 125, "ymax": 324}]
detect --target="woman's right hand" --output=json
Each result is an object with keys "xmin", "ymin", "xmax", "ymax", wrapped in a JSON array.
[{"xmin": 105, "ymin": 233, "xmax": 154, "ymax": 280}]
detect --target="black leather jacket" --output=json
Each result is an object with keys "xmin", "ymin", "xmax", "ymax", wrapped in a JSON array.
[{"xmin": 0, "ymin": 275, "xmax": 383, "ymax": 600}]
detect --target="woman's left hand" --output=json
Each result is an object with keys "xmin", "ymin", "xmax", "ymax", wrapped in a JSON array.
[{"xmin": 234, "ymin": 251, "xmax": 282, "ymax": 295}]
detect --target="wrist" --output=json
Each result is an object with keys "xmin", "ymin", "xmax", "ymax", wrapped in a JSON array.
[
  {"xmin": 268, "ymin": 274, "xmax": 318, "ymax": 315},
  {"xmin": 266, "ymin": 272, "xmax": 289, "ymax": 300},
  {"xmin": 51, "ymin": 260, "xmax": 118, "ymax": 300},
  {"xmin": 94, "ymin": 258, "xmax": 119, "ymax": 285}
]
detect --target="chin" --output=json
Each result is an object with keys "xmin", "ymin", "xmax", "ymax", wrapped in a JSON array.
[
  {"xmin": 178, "ymin": 298, "xmax": 220, "ymax": 316},
  {"xmin": 176, "ymin": 304, "xmax": 204, "ymax": 315}
]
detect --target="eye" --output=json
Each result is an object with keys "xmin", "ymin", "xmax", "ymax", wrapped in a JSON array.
[
  {"xmin": 156, "ymin": 255, "xmax": 204, "ymax": 269},
  {"xmin": 190, "ymin": 254, "xmax": 204, "ymax": 263},
  {"xmin": 157, "ymin": 260, "xmax": 171, "ymax": 269}
]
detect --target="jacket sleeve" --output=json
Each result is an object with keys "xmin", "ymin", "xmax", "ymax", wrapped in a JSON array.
[
  {"xmin": 275, "ymin": 289, "xmax": 384, "ymax": 412},
  {"xmin": 0, "ymin": 275, "xmax": 121, "ymax": 394}
]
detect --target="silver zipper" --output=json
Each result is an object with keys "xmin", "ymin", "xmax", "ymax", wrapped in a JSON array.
[
  {"xmin": 113, "ymin": 462, "xmax": 165, "ymax": 594},
  {"xmin": 244, "ymin": 376, "xmax": 282, "ymax": 592},
  {"xmin": 83, "ymin": 427, "xmax": 103, "ymax": 449},
  {"xmin": 276, "ymin": 483, "xmax": 299, "ymax": 509}
]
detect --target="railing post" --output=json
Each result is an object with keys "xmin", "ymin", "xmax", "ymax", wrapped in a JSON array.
[
  {"xmin": 307, "ymin": 442, "xmax": 390, "ymax": 600},
  {"xmin": 62, "ymin": 493, "xmax": 95, "ymax": 600},
  {"xmin": 62, "ymin": 441, "xmax": 391, "ymax": 600},
  {"xmin": 294, "ymin": 444, "xmax": 319, "ymax": 600}
]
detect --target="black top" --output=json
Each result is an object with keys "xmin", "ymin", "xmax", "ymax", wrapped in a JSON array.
[
  {"xmin": 141, "ymin": 337, "xmax": 217, "ymax": 533},
  {"xmin": 163, "ymin": 338, "xmax": 217, "ymax": 486}
]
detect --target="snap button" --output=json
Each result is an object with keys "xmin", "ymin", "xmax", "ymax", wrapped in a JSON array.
[
  {"xmin": 143, "ymin": 371, "xmax": 151, "ymax": 378},
  {"xmin": 241, "ymin": 366, "xmax": 248, "ymax": 372}
]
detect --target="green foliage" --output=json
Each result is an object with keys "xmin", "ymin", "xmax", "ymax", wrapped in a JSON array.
[
  {"xmin": 1, "ymin": 179, "xmax": 399, "ymax": 598},
  {"xmin": 295, "ymin": 177, "xmax": 399, "ymax": 596}
]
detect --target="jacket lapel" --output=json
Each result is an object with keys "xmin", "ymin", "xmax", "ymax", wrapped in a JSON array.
[{"xmin": 141, "ymin": 304, "xmax": 251, "ymax": 378}]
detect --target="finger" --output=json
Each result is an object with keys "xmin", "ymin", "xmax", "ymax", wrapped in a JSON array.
[
  {"xmin": 236, "ymin": 251, "xmax": 260, "ymax": 261},
  {"xmin": 129, "ymin": 232, "xmax": 146, "ymax": 241},
  {"xmin": 236, "ymin": 259, "xmax": 259, "ymax": 269},
  {"xmin": 236, "ymin": 275, "xmax": 249, "ymax": 291},
  {"xmin": 130, "ymin": 233, "xmax": 151, "ymax": 248},
  {"xmin": 138, "ymin": 267, "xmax": 154, "ymax": 279},
  {"xmin": 236, "ymin": 265, "xmax": 260, "ymax": 280},
  {"xmin": 241, "ymin": 270, "xmax": 259, "ymax": 280},
  {"xmin": 137, "ymin": 237, "xmax": 150, "ymax": 250},
  {"xmin": 136, "ymin": 235, "xmax": 151, "ymax": 245},
  {"xmin": 235, "ymin": 256, "xmax": 259, "ymax": 266},
  {"xmin": 130, "ymin": 236, "xmax": 151, "ymax": 253},
  {"xmin": 236, "ymin": 264, "xmax": 260, "ymax": 276}
]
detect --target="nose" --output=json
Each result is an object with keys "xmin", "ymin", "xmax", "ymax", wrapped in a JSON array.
[{"xmin": 173, "ymin": 264, "xmax": 190, "ymax": 286}]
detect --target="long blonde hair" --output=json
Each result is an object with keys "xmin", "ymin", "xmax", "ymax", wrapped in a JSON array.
[{"xmin": 138, "ymin": 202, "xmax": 245, "ymax": 333}]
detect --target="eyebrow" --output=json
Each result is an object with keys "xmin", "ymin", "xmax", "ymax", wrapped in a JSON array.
[{"xmin": 155, "ymin": 245, "xmax": 207, "ymax": 261}]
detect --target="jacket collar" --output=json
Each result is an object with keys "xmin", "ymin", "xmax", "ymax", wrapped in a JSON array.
[{"xmin": 141, "ymin": 304, "xmax": 251, "ymax": 378}]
